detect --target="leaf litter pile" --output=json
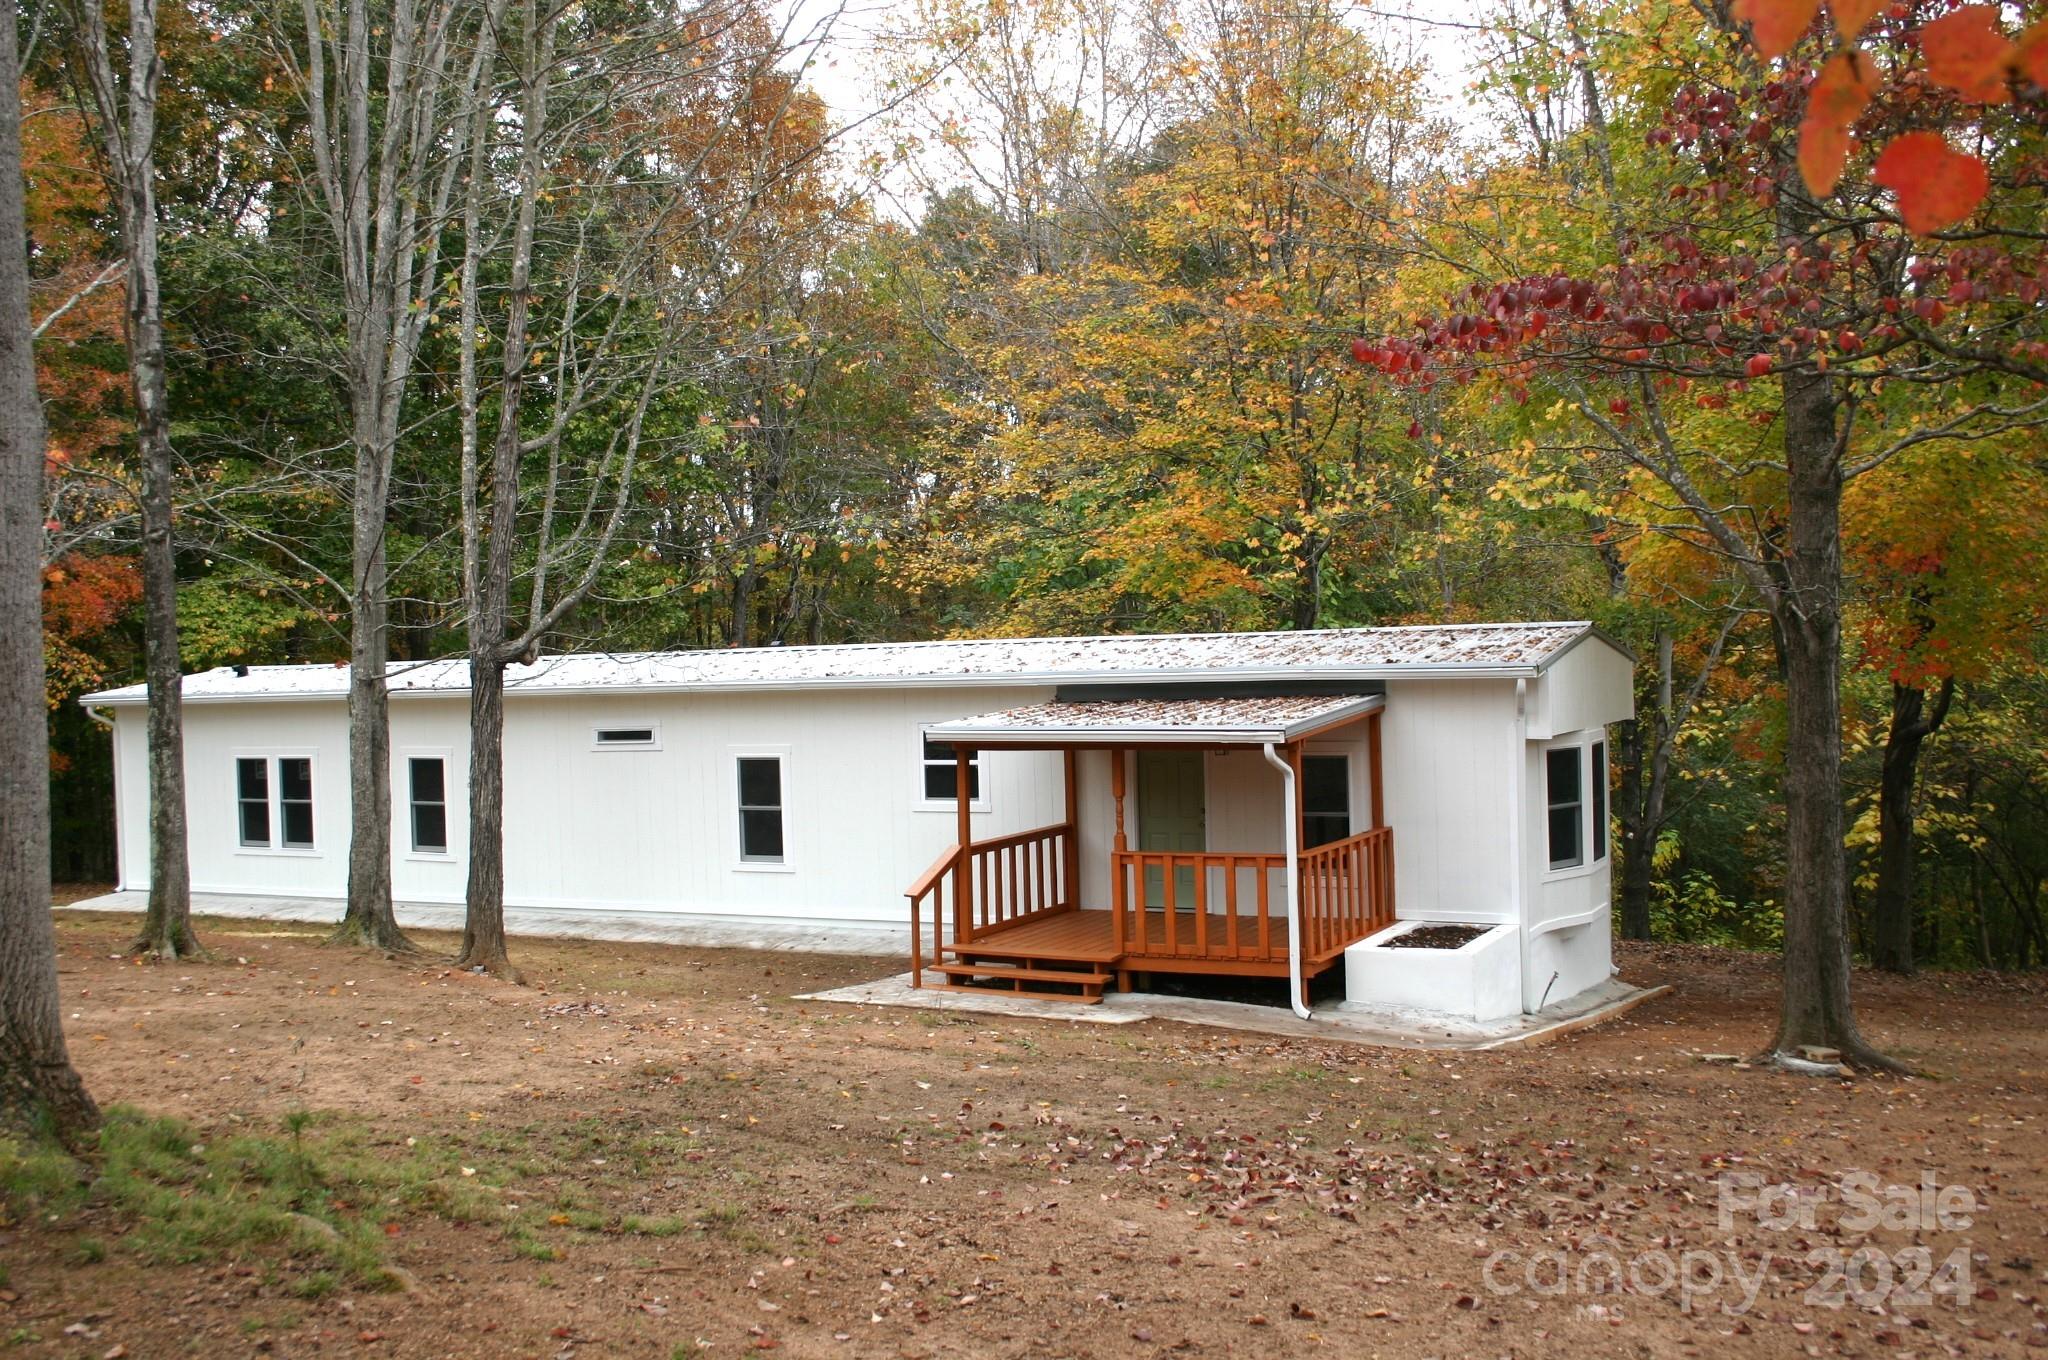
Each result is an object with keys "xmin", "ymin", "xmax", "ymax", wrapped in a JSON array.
[{"xmin": 6, "ymin": 910, "xmax": 2045, "ymax": 1358}]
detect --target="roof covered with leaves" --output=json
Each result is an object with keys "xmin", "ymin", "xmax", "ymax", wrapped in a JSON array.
[
  {"xmin": 923, "ymin": 693, "xmax": 1385, "ymax": 746},
  {"xmin": 81, "ymin": 621, "xmax": 1607, "ymax": 705}
]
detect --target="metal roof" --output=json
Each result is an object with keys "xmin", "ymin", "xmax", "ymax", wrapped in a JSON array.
[
  {"xmin": 924, "ymin": 694, "xmax": 1385, "ymax": 747},
  {"xmin": 79, "ymin": 621, "xmax": 1611, "ymax": 706}
]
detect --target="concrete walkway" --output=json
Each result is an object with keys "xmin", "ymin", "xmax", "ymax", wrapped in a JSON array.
[{"xmin": 63, "ymin": 890, "xmax": 904, "ymax": 956}]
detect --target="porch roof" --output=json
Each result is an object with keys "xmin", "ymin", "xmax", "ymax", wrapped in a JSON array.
[{"xmin": 925, "ymin": 693, "xmax": 1384, "ymax": 748}]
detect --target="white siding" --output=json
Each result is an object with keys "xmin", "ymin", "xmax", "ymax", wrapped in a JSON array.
[
  {"xmin": 110, "ymin": 711, "xmax": 146, "ymax": 891},
  {"xmin": 102, "ymin": 658, "xmax": 1620, "ymax": 1015},
  {"xmin": 1378, "ymin": 678, "xmax": 1519, "ymax": 924},
  {"xmin": 1522, "ymin": 731, "xmax": 1617, "ymax": 1007},
  {"xmin": 1529, "ymin": 636, "xmax": 1634, "ymax": 738},
  {"xmin": 159, "ymin": 700, "xmax": 354, "ymax": 898},
  {"xmin": 114, "ymin": 684, "xmax": 1068, "ymax": 926}
]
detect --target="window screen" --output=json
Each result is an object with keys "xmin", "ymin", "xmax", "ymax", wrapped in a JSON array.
[
  {"xmin": 921, "ymin": 739, "xmax": 980, "ymax": 802},
  {"xmin": 278, "ymin": 757, "xmax": 315, "ymax": 849},
  {"xmin": 1302, "ymin": 755, "xmax": 1351, "ymax": 849},
  {"xmin": 410, "ymin": 757, "xmax": 448, "ymax": 854},
  {"xmin": 1546, "ymin": 746, "xmax": 1584, "ymax": 870},
  {"xmin": 1590, "ymin": 740, "xmax": 1608, "ymax": 862},
  {"xmin": 738, "ymin": 757, "xmax": 784, "ymax": 862},
  {"xmin": 237, "ymin": 757, "xmax": 271, "ymax": 846}
]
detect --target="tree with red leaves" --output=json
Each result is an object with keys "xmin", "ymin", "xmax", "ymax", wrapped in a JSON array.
[{"xmin": 1354, "ymin": 0, "xmax": 2048, "ymax": 1070}]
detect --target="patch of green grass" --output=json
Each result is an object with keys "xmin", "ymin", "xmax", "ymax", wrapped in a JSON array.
[
  {"xmin": 619, "ymin": 1214, "xmax": 687, "ymax": 1237},
  {"xmin": 69, "ymin": 1236, "xmax": 106, "ymax": 1265},
  {"xmin": 0, "ymin": 1106, "xmax": 520, "ymax": 1292},
  {"xmin": 290, "ymin": 1271, "xmax": 341, "ymax": 1300}
]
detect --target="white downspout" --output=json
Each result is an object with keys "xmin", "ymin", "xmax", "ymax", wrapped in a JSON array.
[
  {"xmin": 84, "ymin": 704, "xmax": 115, "ymax": 730},
  {"xmin": 1261, "ymin": 742, "xmax": 1312, "ymax": 1021},
  {"xmin": 1510, "ymin": 679, "xmax": 1531, "ymax": 1015}
]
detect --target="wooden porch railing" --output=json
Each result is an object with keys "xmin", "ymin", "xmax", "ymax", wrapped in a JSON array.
[
  {"xmin": 967, "ymin": 823, "xmax": 1076, "ymax": 937},
  {"xmin": 904, "ymin": 842, "xmax": 959, "ymax": 990},
  {"xmin": 1109, "ymin": 851, "xmax": 1289, "ymax": 963},
  {"xmin": 905, "ymin": 822, "xmax": 1078, "ymax": 986},
  {"xmin": 1299, "ymin": 825, "xmax": 1395, "ymax": 962}
]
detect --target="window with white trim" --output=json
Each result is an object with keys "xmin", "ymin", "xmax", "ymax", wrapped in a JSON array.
[
  {"xmin": 1545, "ymin": 747, "xmax": 1584, "ymax": 870},
  {"xmin": 921, "ymin": 738, "xmax": 980, "ymax": 802},
  {"xmin": 409, "ymin": 756, "xmax": 448, "ymax": 854},
  {"xmin": 1302, "ymin": 754, "xmax": 1351, "ymax": 849},
  {"xmin": 236, "ymin": 757, "xmax": 270, "ymax": 846},
  {"xmin": 237, "ymin": 755, "xmax": 314, "ymax": 850},
  {"xmin": 1545, "ymin": 739, "xmax": 1611, "ymax": 871},
  {"xmin": 593, "ymin": 724, "xmax": 659, "ymax": 749},
  {"xmin": 737, "ymin": 756, "xmax": 785, "ymax": 862}
]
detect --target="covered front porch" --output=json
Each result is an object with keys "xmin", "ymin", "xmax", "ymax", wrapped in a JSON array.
[{"xmin": 903, "ymin": 692, "xmax": 1394, "ymax": 1007}]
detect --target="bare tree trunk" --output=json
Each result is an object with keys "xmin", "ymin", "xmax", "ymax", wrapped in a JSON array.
[
  {"xmin": 457, "ymin": 657, "xmax": 512, "ymax": 974},
  {"xmin": 296, "ymin": 0, "xmax": 490, "ymax": 953},
  {"xmin": 0, "ymin": 18, "xmax": 98, "ymax": 1137},
  {"xmin": 336, "ymin": 494, "xmax": 408, "ymax": 949},
  {"xmin": 456, "ymin": 0, "xmax": 545, "ymax": 980},
  {"xmin": 1768, "ymin": 359, "xmax": 1890, "ymax": 1069},
  {"xmin": 67, "ymin": 0, "xmax": 197, "ymax": 960},
  {"xmin": 1870, "ymin": 677, "xmax": 1954, "ymax": 974},
  {"xmin": 1614, "ymin": 712, "xmax": 1655, "ymax": 940}
]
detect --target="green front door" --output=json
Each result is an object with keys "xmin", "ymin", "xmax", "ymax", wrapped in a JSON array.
[{"xmin": 1137, "ymin": 750, "xmax": 1205, "ymax": 910}]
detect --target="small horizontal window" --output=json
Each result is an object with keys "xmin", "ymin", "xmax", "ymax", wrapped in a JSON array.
[
  {"xmin": 921, "ymin": 738, "xmax": 981, "ymax": 802},
  {"xmin": 593, "ymin": 725, "xmax": 659, "ymax": 749}
]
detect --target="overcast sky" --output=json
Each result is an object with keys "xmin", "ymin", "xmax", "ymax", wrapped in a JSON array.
[{"xmin": 776, "ymin": 0, "xmax": 1504, "ymax": 215}]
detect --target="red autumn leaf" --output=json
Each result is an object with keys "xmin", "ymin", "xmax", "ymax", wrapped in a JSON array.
[
  {"xmin": 1798, "ymin": 51, "xmax": 1875, "ymax": 196},
  {"xmin": 1921, "ymin": 5, "xmax": 2014, "ymax": 104},
  {"xmin": 2016, "ymin": 20, "xmax": 2048, "ymax": 88},
  {"xmin": 1873, "ymin": 133, "xmax": 1988, "ymax": 235},
  {"xmin": 1734, "ymin": 0, "xmax": 1821, "ymax": 59},
  {"xmin": 1827, "ymin": 0, "xmax": 1884, "ymax": 41}
]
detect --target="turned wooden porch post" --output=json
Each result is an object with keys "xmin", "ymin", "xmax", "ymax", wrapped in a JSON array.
[
  {"xmin": 1061, "ymin": 748, "xmax": 1080, "ymax": 909},
  {"xmin": 1110, "ymin": 748, "xmax": 1128, "ymax": 965},
  {"xmin": 1368, "ymin": 710, "xmax": 1392, "ymax": 923},
  {"xmin": 1367, "ymin": 711, "xmax": 1386, "ymax": 830},
  {"xmin": 953, "ymin": 746, "xmax": 973, "ymax": 945}
]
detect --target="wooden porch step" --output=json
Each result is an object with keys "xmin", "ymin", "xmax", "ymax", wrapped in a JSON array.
[
  {"xmin": 928, "ymin": 958, "xmax": 1110, "ymax": 1005},
  {"xmin": 923, "ymin": 981, "xmax": 1104, "ymax": 1005},
  {"xmin": 933, "ymin": 961, "xmax": 1110, "ymax": 987}
]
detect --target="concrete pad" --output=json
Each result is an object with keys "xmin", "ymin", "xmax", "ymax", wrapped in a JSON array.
[
  {"xmin": 795, "ymin": 973, "xmax": 1152, "ymax": 1024},
  {"xmin": 799, "ymin": 973, "xmax": 1672, "ymax": 1051},
  {"xmin": 61, "ymin": 890, "xmax": 903, "ymax": 957}
]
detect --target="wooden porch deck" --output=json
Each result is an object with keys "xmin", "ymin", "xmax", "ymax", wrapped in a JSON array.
[{"xmin": 951, "ymin": 908, "xmax": 1348, "ymax": 978}]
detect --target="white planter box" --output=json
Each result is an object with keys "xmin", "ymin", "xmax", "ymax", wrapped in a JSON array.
[{"xmin": 1343, "ymin": 921, "xmax": 1520, "ymax": 1023}]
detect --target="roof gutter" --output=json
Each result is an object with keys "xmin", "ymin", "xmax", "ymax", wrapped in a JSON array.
[
  {"xmin": 924, "ymin": 696, "xmax": 1386, "ymax": 749},
  {"xmin": 76, "ymin": 661, "xmax": 1575, "ymax": 708},
  {"xmin": 1261, "ymin": 742, "xmax": 1313, "ymax": 1022},
  {"xmin": 1511, "ymin": 678, "xmax": 1531, "ymax": 1015}
]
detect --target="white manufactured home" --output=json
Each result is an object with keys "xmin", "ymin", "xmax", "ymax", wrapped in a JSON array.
[{"xmin": 82, "ymin": 622, "xmax": 1633, "ymax": 1022}]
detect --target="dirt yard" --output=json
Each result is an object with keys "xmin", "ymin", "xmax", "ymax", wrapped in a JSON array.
[{"xmin": 3, "ymin": 905, "xmax": 2045, "ymax": 1360}]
